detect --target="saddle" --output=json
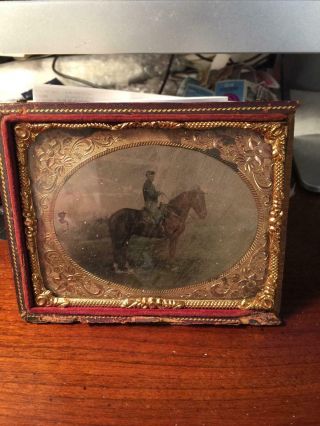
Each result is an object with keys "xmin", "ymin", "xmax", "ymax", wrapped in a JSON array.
[
  {"xmin": 141, "ymin": 208, "xmax": 164, "ymax": 225},
  {"xmin": 141, "ymin": 203, "xmax": 178, "ymax": 224},
  {"xmin": 139, "ymin": 204, "xmax": 166, "ymax": 236}
]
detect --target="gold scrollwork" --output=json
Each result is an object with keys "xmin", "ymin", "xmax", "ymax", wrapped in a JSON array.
[
  {"xmin": 241, "ymin": 123, "xmax": 287, "ymax": 310},
  {"xmin": 15, "ymin": 120, "xmax": 288, "ymax": 311},
  {"xmin": 36, "ymin": 290, "xmax": 70, "ymax": 307},
  {"xmin": 121, "ymin": 297, "xmax": 186, "ymax": 309}
]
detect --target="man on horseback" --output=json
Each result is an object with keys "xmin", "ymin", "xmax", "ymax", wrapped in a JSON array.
[
  {"xmin": 109, "ymin": 185, "xmax": 207, "ymax": 270},
  {"xmin": 143, "ymin": 171, "xmax": 165, "ymax": 228}
]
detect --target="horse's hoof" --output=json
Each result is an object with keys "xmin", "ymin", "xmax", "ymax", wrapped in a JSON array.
[
  {"xmin": 113, "ymin": 264, "xmax": 129, "ymax": 274},
  {"xmin": 118, "ymin": 267, "xmax": 136, "ymax": 274}
]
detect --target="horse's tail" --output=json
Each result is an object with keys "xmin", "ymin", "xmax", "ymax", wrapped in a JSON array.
[
  {"xmin": 109, "ymin": 210, "xmax": 127, "ymax": 268},
  {"xmin": 108, "ymin": 208, "xmax": 140, "ymax": 268},
  {"xmin": 108, "ymin": 211, "xmax": 125, "ymax": 250},
  {"xmin": 108, "ymin": 213, "xmax": 116, "ymax": 247}
]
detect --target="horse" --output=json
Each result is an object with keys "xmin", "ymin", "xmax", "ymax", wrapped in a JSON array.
[{"xmin": 108, "ymin": 187, "xmax": 207, "ymax": 271}]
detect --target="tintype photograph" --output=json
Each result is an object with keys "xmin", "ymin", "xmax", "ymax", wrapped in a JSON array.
[{"xmin": 51, "ymin": 140, "xmax": 258, "ymax": 291}]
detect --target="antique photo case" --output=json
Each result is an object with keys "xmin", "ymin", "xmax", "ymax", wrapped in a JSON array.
[{"xmin": 0, "ymin": 102, "xmax": 297, "ymax": 324}]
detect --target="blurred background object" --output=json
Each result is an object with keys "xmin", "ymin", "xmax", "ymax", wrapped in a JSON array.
[
  {"xmin": 0, "ymin": 53, "xmax": 281, "ymax": 102},
  {"xmin": 283, "ymin": 54, "xmax": 320, "ymax": 192}
]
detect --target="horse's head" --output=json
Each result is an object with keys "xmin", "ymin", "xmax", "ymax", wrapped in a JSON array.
[{"xmin": 190, "ymin": 186, "xmax": 207, "ymax": 219}]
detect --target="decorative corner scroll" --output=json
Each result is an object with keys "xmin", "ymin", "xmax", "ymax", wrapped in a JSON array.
[{"xmin": 36, "ymin": 290, "xmax": 70, "ymax": 308}]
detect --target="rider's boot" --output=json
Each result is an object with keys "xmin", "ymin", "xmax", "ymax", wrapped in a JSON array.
[{"xmin": 158, "ymin": 221, "xmax": 166, "ymax": 237}]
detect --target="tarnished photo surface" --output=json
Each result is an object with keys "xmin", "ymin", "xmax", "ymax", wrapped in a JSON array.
[{"xmin": 52, "ymin": 139, "xmax": 258, "ymax": 290}]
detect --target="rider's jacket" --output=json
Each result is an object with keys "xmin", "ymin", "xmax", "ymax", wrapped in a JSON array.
[{"xmin": 143, "ymin": 179, "xmax": 160, "ymax": 203}]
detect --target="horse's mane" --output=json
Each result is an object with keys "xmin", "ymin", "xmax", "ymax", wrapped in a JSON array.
[
  {"xmin": 168, "ymin": 191, "xmax": 188, "ymax": 207},
  {"xmin": 167, "ymin": 189, "xmax": 201, "ymax": 216},
  {"xmin": 168, "ymin": 188, "xmax": 200, "ymax": 207}
]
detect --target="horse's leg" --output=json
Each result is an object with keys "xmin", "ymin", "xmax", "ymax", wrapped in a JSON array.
[
  {"xmin": 169, "ymin": 237, "xmax": 178, "ymax": 259},
  {"xmin": 112, "ymin": 242, "xmax": 122, "ymax": 271},
  {"xmin": 111, "ymin": 236, "xmax": 128, "ymax": 271},
  {"xmin": 121, "ymin": 241, "xmax": 129, "ymax": 271},
  {"xmin": 168, "ymin": 223, "xmax": 184, "ymax": 260},
  {"xmin": 117, "ymin": 241, "xmax": 129, "ymax": 271}
]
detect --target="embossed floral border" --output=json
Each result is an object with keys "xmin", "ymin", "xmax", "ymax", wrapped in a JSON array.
[{"xmin": 15, "ymin": 120, "xmax": 287, "ymax": 311}]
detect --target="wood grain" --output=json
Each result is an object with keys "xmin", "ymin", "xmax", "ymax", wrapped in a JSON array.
[{"xmin": 0, "ymin": 186, "xmax": 319, "ymax": 426}]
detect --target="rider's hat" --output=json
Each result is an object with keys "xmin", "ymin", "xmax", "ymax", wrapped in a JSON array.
[{"xmin": 146, "ymin": 170, "xmax": 155, "ymax": 177}]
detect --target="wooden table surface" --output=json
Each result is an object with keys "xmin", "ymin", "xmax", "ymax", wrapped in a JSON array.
[{"xmin": 0, "ymin": 186, "xmax": 319, "ymax": 426}]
